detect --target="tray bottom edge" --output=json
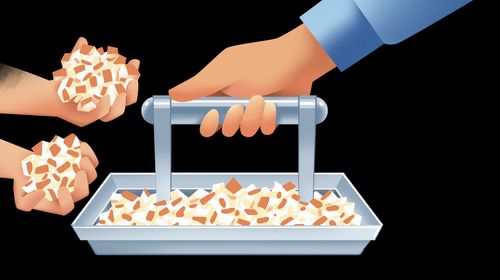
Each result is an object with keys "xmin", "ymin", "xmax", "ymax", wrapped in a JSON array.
[{"xmin": 88, "ymin": 240, "xmax": 369, "ymax": 255}]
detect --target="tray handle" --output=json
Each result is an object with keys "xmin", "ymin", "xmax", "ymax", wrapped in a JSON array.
[{"xmin": 142, "ymin": 96, "xmax": 328, "ymax": 201}]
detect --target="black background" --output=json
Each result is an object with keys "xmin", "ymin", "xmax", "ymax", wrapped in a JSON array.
[{"xmin": 0, "ymin": 0, "xmax": 490, "ymax": 274}]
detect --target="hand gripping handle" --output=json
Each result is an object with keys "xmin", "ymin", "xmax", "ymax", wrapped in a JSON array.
[{"xmin": 142, "ymin": 96, "xmax": 328, "ymax": 201}]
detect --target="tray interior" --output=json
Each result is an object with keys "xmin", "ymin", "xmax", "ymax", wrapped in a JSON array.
[{"xmin": 73, "ymin": 172, "xmax": 381, "ymax": 228}]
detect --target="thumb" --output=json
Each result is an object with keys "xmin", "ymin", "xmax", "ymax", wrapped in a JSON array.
[
  {"xmin": 72, "ymin": 37, "xmax": 88, "ymax": 53},
  {"xmin": 169, "ymin": 52, "xmax": 235, "ymax": 101}
]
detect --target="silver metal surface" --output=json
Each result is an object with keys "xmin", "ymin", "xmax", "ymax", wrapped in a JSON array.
[
  {"xmin": 142, "ymin": 96, "xmax": 328, "ymax": 125},
  {"xmin": 153, "ymin": 96, "xmax": 171, "ymax": 201},
  {"xmin": 298, "ymin": 96, "xmax": 316, "ymax": 201},
  {"xmin": 146, "ymin": 96, "xmax": 325, "ymax": 201},
  {"xmin": 88, "ymin": 240, "xmax": 369, "ymax": 255},
  {"xmin": 72, "ymin": 95, "xmax": 383, "ymax": 255},
  {"xmin": 72, "ymin": 173, "xmax": 383, "ymax": 255}
]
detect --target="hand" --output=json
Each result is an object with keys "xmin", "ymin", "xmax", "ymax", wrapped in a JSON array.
[
  {"xmin": 53, "ymin": 37, "xmax": 141, "ymax": 126},
  {"xmin": 0, "ymin": 37, "xmax": 140, "ymax": 127},
  {"xmin": 0, "ymin": 139, "xmax": 98, "ymax": 215},
  {"xmin": 169, "ymin": 24, "xmax": 336, "ymax": 137}
]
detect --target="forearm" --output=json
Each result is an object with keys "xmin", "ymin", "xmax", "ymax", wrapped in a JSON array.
[
  {"xmin": 0, "ymin": 63, "xmax": 59, "ymax": 116},
  {"xmin": 0, "ymin": 140, "xmax": 31, "ymax": 179}
]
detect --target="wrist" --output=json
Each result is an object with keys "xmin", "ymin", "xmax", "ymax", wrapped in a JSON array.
[
  {"xmin": 0, "ymin": 70, "xmax": 60, "ymax": 117},
  {"xmin": 280, "ymin": 24, "xmax": 336, "ymax": 80},
  {"xmin": 300, "ymin": 0, "xmax": 383, "ymax": 71},
  {"xmin": 21, "ymin": 78, "xmax": 61, "ymax": 117},
  {"xmin": 0, "ymin": 140, "xmax": 32, "ymax": 180},
  {"xmin": 41, "ymin": 80, "xmax": 64, "ymax": 117}
]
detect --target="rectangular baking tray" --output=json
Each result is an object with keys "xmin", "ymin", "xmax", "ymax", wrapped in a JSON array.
[{"xmin": 72, "ymin": 172, "xmax": 382, "ymax": 255}]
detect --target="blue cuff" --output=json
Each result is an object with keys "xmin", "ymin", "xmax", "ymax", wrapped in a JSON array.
[{"xmin": 300, "ymin": 0, "xmax": 383, "ymax": 71}]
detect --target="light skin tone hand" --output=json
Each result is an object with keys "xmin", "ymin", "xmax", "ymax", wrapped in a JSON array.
[
  {"xmin": 0, "ymin": 37, "xmax": 140, "ymax": 127},
  {"xmin": 0, "ymin": 139, "xmax": 98, "ymax": 215},
  {"xmin": 169, "ymin": 24, "xmax": 336, "ymax": 137},
  {"xmin": 0, "ymin": 37, "xmax": 136, "ymax": 214}
]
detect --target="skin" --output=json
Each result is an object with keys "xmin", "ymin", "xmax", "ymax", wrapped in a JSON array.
[
  {"xmin": 0, "ymin": 139, "xmax": 98, "ymax": 215},
  {"xmin": 169, "ymin": 24, "xmax": 336, "ymax": 137},
  {"xmin": 0, "ymin": 37, "xmax": 140, "ymax": 127},
  {"xmin": 0, "ymin": 37, "xmax": 139, "ymax": 214}
]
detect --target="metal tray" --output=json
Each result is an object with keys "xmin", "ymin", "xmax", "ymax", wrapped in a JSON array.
[
  {"xmin": 72, "ymin": 172, "xmax": 382, "ymax": 255},
  {"xmin": 72, "ymin": 96, "xmax": 382, "ymax": 255}
]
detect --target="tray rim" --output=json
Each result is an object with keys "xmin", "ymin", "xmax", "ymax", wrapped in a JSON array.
[{"xmin": 72, "ymin": 172, "xmax": 382, "ymax": 241}]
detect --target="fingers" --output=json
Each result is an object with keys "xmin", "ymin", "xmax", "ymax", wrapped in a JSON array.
[
  {"xmin": 200, "ymin": 109, "xmax": 220, "ymax": 137},
  {"xmin": 170, "ymin": 74, "xmax": 231, "ymax": 102},
  {"xmin": 169, "ymin": 50, "xmax": 234, "ymax": 101},
  {"xmin": 80, "ymin": 142, "xmax": 98, "ymax": 167},
  {"xmin": 126, "ymin": 59, "xmax": 140, "ymax": 105},
  {"xmin": 71, "ymin": 95, "xmax": 111, "ymax": 127},
  {"xmin": 64, "ymin": 39, "xmax": 139, "ymax": 125},
  {"xmin": 12, "ymin": 151, "xmax": 94, "ymax": 214},
  {"xmin": 222, "ymin": 105, "xmax": 244, "ymax": 137},
  {"xmin": 260, "ymin": 102, "xmax": 276, "ymax": 135},
  {"xmin": 240, "ymin": 96, "xmax": 265, "ymax": 137},
  {"xmin": 57, "ymin": 186, "xmax": 75, "ymax": 216},
  {"xmin": 71, "ymin": 171, "xmax": 89, "ymax": 202},
  {"xmin": 128, "ymin": 59, "xmax": 140, "ymax": 69},
  {"xmin": 100, "ymin": 91, "xmax": 126, "ymax": 122},
  {"xmin": 126, "ymin": 79, "xmax": 139, "ymax": 106},
  {"xmin": 80, "ymin": 157, "xmax": 97, "ymax": 183},
  {"xmin": 89, "ymin": 94, "xmax": 111, "ymax": 119},
  {"xmin": 201, "ymin": 96, "xmax": 277, "ymax": 137},
  {"xmin": 72, "ymin": 37, "xmax": 88, "ymax": 52},
  {"xmin": 14, "ymin": 188, "xmax": 45, "ymax": 212}
]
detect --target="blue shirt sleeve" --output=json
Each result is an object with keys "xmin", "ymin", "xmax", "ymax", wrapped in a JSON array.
[{"xmin": 300, "ymin": 0, "xmax": 472, "ymax": 71}]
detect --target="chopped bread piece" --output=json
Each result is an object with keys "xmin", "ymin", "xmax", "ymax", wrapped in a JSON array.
[
  {"xmin": 21, "ymin": 134, "xmax": 82, "ymax": 201},
  {"xmin": 98, "ymin": 178, "xmax": 362, "ymax": 226},
  {"xmin": 54, "ymin": 44, "xmax": 140, "ymax": 112}
]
